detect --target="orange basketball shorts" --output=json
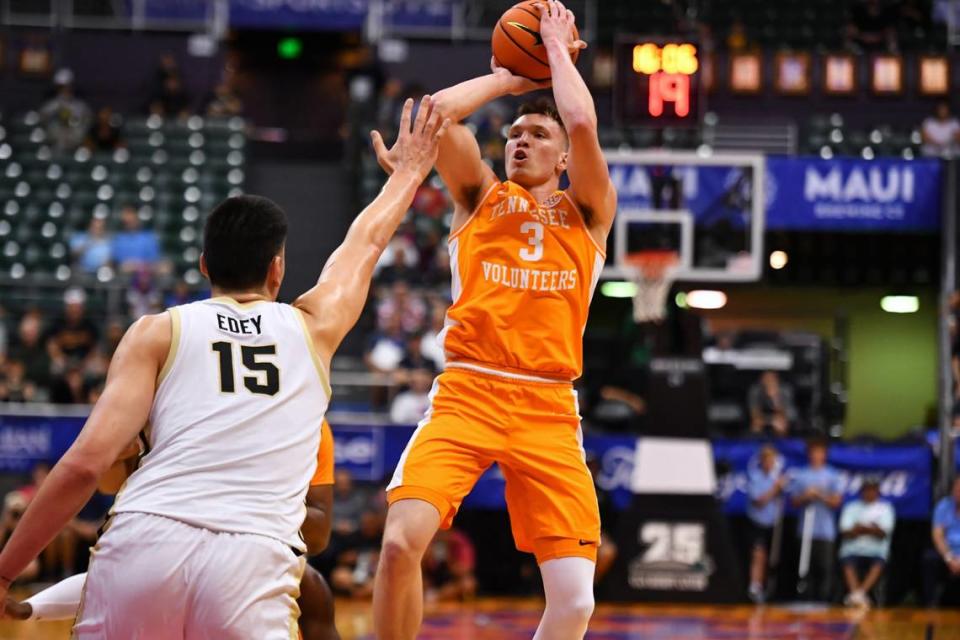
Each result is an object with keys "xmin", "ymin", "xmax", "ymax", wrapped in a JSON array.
[{"xmin": 386, "ymin": 366, "xmax": 601, "ymax": 564}]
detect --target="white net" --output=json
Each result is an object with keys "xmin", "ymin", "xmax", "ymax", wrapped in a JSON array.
[{"xmin": 626, "ymin": 253, "xmax": 679, "ymax": 323}]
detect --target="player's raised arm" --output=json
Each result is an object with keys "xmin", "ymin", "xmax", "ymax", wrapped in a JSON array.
[
  {"xmin": 295, "ymin": 97, "xmax": 450, "ymax": 363},
  {"xmin": 539, "ymin": 0, "xmax": 617, "ymax": 236},
  {"xmin": 0, "ymin": 314, "xmax": 169, "ymax": 595},
  {"xmin": 374, "ymin": 67, "xmax": 545, "ymax": 213}
]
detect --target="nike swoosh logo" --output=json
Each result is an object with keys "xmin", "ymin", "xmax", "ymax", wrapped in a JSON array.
[
  {"xmin": 579, "ymin": 539, "xmax": 594, "ymax": 546},
  {"xmin": 508, "ymin": 21, "xmax": 544, "ymax": 46}
]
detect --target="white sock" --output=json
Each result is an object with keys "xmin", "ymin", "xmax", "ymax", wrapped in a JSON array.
[
  {"xmin": 24, "ymin": 572, "xmax": 87, "ymax": 620},
  {"xmin": 533, "ymin": 557, "xmax": 595, "ymax": 640}
]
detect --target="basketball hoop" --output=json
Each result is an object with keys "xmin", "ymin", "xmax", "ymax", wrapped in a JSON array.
[{"xmin": 624, "ymin": 250, "xmax": 680, "ymax": 323}]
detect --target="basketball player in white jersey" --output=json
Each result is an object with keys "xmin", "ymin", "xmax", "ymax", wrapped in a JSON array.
[{"xmin": 0, "ymin": 97, "xmax": 449, "ymax": 638}]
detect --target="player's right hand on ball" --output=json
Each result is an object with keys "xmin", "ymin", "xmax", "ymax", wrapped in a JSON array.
[
  {"xmin": 490, "ymin": 57, "xmax": 551, "ymax": 95},
  {"xmin": 2, "ymin": 596, "xmax": 31, "ymax": 620},
  {"xmin": 370, "ymin": 96, "xmax": 450, "ymax": 181}
]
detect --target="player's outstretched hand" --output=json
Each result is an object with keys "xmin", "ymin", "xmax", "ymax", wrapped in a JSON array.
[
  {"xmin": 1, "ymin": 594, "xmax": 31, "ymax": 620},
  {"xmin": 370, "ymin": 96, "xmax": 450, "ymax": 180},
  {"xmin": 536, "ymin": 0, "xmax": 587, "ymax": 55},
  {"xmin": 490, "ymin": 57, "xmax": 552, "ymax": 95}
]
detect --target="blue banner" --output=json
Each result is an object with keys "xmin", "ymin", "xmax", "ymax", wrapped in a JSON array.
[
  {"xmin": 385, "ymin": 0, "xmax": 458, "ymax": 28},
  {"xmin": 0, "ymin": 413, "xmax": 85, "ymax": 473},
  {"xmin": 766, "ymin": 156, "xmax": 942, "ymax": 232},
  {"xmin": 0, "ymin": 411, "xmax": 934, "ymax": 519},
  {"xmin": 230, "ymin": 0, "xmax": 367, "ymax": 30},
  {"xmin": 713, "ymin": 439, "xmax": 932, "ymax": 519},
  {"xmin": 608, "ymin": 156, "xmax": 942, "ymax": 232}
]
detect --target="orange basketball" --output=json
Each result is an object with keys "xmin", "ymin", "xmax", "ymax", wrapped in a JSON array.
[{"xmin": 491, "ymin": 1, "xmax": 580, "ymax": 82}]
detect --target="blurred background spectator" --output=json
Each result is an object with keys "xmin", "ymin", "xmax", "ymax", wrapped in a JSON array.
[
  {"xmin": 926, "ymin": 476, "xmax": 960, "ymax": 606},
  {"xmin": 423, "ymin": 528, "xmax": 477, "ymax": 603},
  {"xmin": 748, "ymin": 371, "xmax": 797, "ymax": 437},
  {"xmin": 70, "ymin": 217, "xmax": 112, "ymax": 275},
  {"xmin": 746, "ymin": 445, "xmax": 786, "ymax": 603},
  {"xmin": 790, "ymin": 439, "xmax": 843, "ymax": 601},
  {"xmin": 922, "ymin": 102, "xmax": 960, "ymax": 158},
  {"xmin": 38, "ymin": 68, "xmax": 91, "ymax": 152},
  {"xmin": 839, "ymin": 478, "xmax": 895, "ymax": 608}
]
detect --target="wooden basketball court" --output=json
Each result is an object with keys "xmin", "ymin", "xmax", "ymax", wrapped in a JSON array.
[{"xmin": 3, "ymin": 597, "xmax": 960, "ymax": 639}]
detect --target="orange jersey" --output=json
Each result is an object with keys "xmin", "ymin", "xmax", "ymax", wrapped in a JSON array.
[
  {"xmin": 309, "ymin": 419, "xmax": 334, "ymax": 486},
  {"xmin": 441, "ymin": 181, "xmax": 606, "ymax": 380}
]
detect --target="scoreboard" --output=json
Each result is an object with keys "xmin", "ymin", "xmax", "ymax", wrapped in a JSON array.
[{"xmin": 615, "ymin": 37, "xmax": 702, "ymax": 127}]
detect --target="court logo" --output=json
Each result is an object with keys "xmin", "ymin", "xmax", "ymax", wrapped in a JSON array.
[{"xmin": 628, "ymin": 522, "xmax": 714, "ymax": 592}]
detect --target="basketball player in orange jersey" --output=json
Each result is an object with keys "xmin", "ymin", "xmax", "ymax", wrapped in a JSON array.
[
  {"xmin": 369, "ymin": 2, "xmax": 616, "ymax": 638},
  {"xmin": 3, "ymin": 420, "xmax": 341, "ymax": 639}
]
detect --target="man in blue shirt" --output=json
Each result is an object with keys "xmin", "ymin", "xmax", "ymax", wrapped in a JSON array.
[
  {"xmin": 838, "ymin": 477, "xmax": 895, "ymax": 608},
  {"xmin": 746, "ymin": 444, "xmax": 785, "ymax": 603},
  {"xmin": 924, "ymin": 476, "xmax": 960, "ymax": 605},
  {"xmin": 790, "ymin": 438, "xmax": 843, "ymax": 601},
  {"xmin": 111, "ymin": 206, "xmax": 162, "ymax": 274}
]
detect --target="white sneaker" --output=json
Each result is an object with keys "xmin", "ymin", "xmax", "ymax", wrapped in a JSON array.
[{"xmin": 748, "ymin": 583, "xmax": 765, "ymax": 604}]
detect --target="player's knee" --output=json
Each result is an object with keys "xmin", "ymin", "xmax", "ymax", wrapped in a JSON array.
[
  {"xmin": 557, "ymin": 593, "xmax": 594, "ymax": 627},
  {"xmin": 380, "ymin": 531, "xmax": 425, "ymax": 571}
]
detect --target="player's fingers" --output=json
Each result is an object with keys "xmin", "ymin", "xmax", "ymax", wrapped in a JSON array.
[
  {"xmin": 414, "ymin": 94, "xmax": 432, "ymax": 135},
  {"xmin": 370, "ymin": 130, "xmax": 388, "ymax": 158},
  {"xmin": 398, "ymin": 98, "xmax": 414, "ymax": 137},
  {"xmin": 532, "ymin": 2, "xmax": 546, "ymax": 16},
  {"xmin": 435, "ymin": 118, "xmax": 452, "ymax": 141},
  {"xmin": 566, "ymin": 9, "xmax": 575, "ymax": 25},
  {"xmin": 574, "ymin": 39, "xmax": 588, "ymax": 50},
  {"xmin": 424, "ymin": 109, "xmax": 442, "ymax": 141}
]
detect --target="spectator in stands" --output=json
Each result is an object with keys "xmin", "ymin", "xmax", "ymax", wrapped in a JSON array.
[
  {"xmin": 61, "ymin": 491, "xmax": 113, "ymax": 576},
  {"xmin": 164, "ymin": 280, "xmax": 205, "ymax": 308},
  {"xmin": 0, "ymin": 493, "xmax": 39, "ymax": 584},
  {"xmin": 85, "ymin": 106, "xmax": 123, "ymax": 152},
  {"xmin": 16, "ymin": 463, "xmax": 49, "ymax": 503},
  {"xmin": 70, "ymin": 217, "xmax": 112, "ymax": 274},
  {"xmin": 332, "ymin": 469, "xmax": 371, "ymax": 540},
  {"xmin": 390, "ymin": 366, "xmax": 434, "ymax": 424},
  {"xmin": 925, "ymin": 476, "xmax": 960, "ymax": 605},
  {"xmin": 921, "ymin": 102, "xmax": 960, "ymax": 158},
  {"xmin": 846, "ymin": 0, "xmax": 898, "ymax": 52},
  {"xmin": 364, "ymin": 313, "xmax": 408, "ymax": 375},
  {"xmin": 50, "ymin": 364, "xmax": 89, "ymax": 405},
  {"xmin": 38, "ymin": 68, "xmax": 92, "ymax": 152},
  {"xmin": 399, "ymin": 333, "xmax": 440, "ymax": 375},
  {"xmin": 205, "ymin": 83, "xmax": 244, "ymax": 118},
  {"xmin": 374, "ymin": 232, "xmax": 420, "ymax": 284},
  {"xmin": 423, "ymin": 528, "xmax": 477, "ymax": 602},
  {"xmin": 839, "ymin": 477, "xmax": 895, "ymax": 608},
  {"xmin": 150, "ymin": 75, "xmax": 191, "ymax": 119},
  {"xmin": 46, "ymin": 288, "xmax": 99, "ymax": 370},
  {"xmin": 155, "ymin": 53, "xmax": 180, "ymax": 88},
  {"xmin": 746, "ymin": 444, "xmax": 786, "ymax": 604},
  {"xmin": 126, "ymin": 268, "xmax": 162, "ymax": 320},
  {"xmin": 330, "ymin": 508, "xmax": 384, "ymax": 599},
  {"xmin": 8, "ymin": 310, "xmax": 51, "ymax": 394},
  {"xmin": 0, "ymin": 360, "xmax": 36, "ymax": 403},
  {"xmin": 790, "ymin": 438, "xmax": 844, "ymax": 601},
  {"xmin": 377, "ymin": 280, "xmax": 426, "ymax": 334},
  {"xmin": 748, "ymin": 371, "xmax": 798, "ymax": 437},
  {"xmin": 112, "ymin": 206, "xmax": 164, "ymax": 275}
]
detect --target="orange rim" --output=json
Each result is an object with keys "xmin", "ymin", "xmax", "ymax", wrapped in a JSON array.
[{"xmin": 624, "ymin": 250, "xmax": 680, "ymax": 278}]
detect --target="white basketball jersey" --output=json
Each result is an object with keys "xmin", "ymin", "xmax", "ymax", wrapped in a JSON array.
[{"xmin": 113, "ymin": 297, "xmax": 331, "ymax": 551}]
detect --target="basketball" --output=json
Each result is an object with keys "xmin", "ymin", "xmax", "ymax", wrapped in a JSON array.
[{"xmin": 492, "ymin": 1, "xmax": 580, "ymax": 82}]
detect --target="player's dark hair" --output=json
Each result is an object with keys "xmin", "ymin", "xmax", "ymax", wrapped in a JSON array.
[
  {"xmin": 203, "ymin": 195, "xmax": 288, "ymax": 290},
  {"xmin": 516, "ymin": 97, "xmax": 567, "ymax": 137}
]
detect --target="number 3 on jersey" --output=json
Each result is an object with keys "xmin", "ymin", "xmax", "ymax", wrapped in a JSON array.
[
  {"xmin": 519, "ymin": 221, "xmax": 544, "ymax": 262},
  {"xmin": 211, "ymin": 341, "xmax": 280, "ymax": 396}
]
